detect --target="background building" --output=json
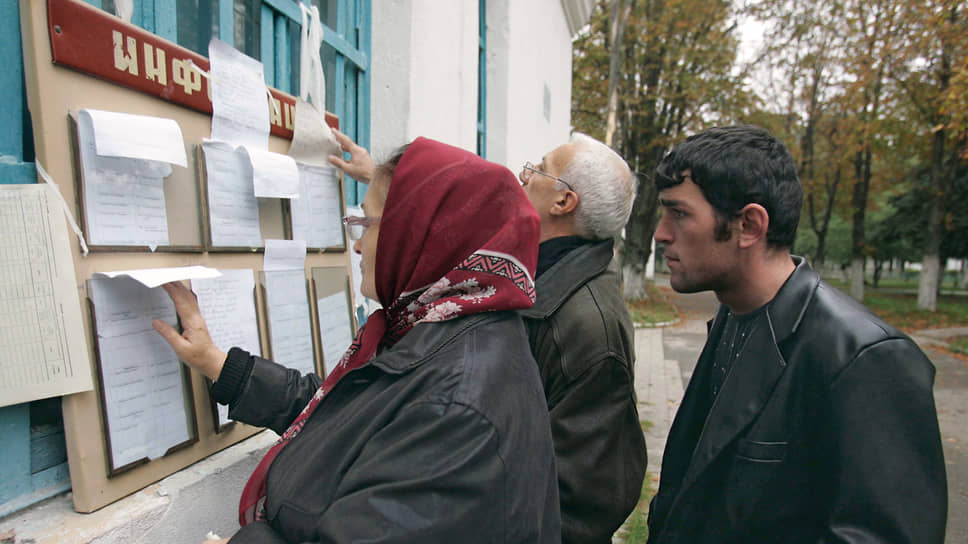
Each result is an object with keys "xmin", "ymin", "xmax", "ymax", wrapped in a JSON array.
[{"xmin": 0, "ymin": 0, "xmax": 593, "ymax": 541}]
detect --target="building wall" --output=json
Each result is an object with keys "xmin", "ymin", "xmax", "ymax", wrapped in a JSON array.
[
  {"xmin": 371, "ymin": 0, "xmax": 575, "ymax": 171},
  {"xmin": 369, "ymin": 0, "xmax": 412, "ymax": 162},
  {"xmin": 487, "ymin": 0, "xmax": 574, "ymax": 172}
]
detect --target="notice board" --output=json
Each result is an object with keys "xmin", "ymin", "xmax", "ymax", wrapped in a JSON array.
[{"xmin": 20, "ymin": 0, "xmax": 356, "ymax": 512}]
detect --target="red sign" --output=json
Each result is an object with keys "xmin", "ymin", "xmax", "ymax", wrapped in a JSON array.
[{"xmin": 46, "ymin": 0, "xmax": 338, "ymax": 139}]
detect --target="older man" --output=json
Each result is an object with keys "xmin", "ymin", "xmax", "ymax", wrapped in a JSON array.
[{"xmin": 330, "ymin": 131, "xmax": 646, "ymax": 543}]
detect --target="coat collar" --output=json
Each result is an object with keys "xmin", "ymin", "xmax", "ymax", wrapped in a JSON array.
[
  {"xmin": 369, "ymin": 313, "xmax": 494, "ymax": 374},
  {"xmin": 519, "ymin": 238, "xmax": 614, "ymax": 319},
  {"xmin": 673, "ymin": 256, "xmax": 820, "ymax": 496}
]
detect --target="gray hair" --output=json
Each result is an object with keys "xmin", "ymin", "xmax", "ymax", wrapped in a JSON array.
[{"xmin": 561, "ymin": 132, "xmax": 637, "ymax": 239}]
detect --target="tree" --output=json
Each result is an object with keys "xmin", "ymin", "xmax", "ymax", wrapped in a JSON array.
[
  {"xmin": 572, "ymin": 0, "xmax": 748, "ymax": 299},
  {"xmin": 891, "ymin": 0, "xmax": 967, "ymax": 309}
]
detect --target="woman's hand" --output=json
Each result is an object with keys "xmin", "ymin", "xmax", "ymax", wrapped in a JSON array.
[
  {"xmin": 152, "ymin": 282, "xmax": 227, "ymax": 381},
  {"xmin": 202, "ymin": 539, "xmax": 229, "ymax": 544},
  {"xmin": 328, "ymin": 128, "xmax": 375, "ymax": 183}
]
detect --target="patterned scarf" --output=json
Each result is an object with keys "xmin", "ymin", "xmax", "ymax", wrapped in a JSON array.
[{"xmin": 238, "ymin": 137, "xmax": 540, "ymax": 526}]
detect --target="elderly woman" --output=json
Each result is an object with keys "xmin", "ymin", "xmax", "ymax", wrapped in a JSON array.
[{"xmin": 153, "ymin": 138, "xmax": 560, "ymax": 543}]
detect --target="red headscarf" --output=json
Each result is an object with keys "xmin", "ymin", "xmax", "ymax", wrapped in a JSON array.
[{"xmin": 239, "ymin": 137, "xmax": 540, "ymax": 525}]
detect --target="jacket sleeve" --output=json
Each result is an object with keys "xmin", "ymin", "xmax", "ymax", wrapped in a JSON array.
[
  {"xmin": 214, "ymin": 348, "xmax": 323, "ymax": 435},
  {"xmin": 548, "ymin": 356, "xmax": 647, "ymax": 543},
  {"xmin": 820, "ymin": 338, "xmax": 947, "ymax": 543}
]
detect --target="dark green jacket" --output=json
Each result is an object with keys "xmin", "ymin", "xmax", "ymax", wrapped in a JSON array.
[{"xmin": 521, "ymin": 238, "xmax": 647, "ymax": 544}]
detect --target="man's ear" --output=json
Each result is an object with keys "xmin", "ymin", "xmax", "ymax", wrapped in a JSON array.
[
  {"xmin": 549, "ymin": 190, "xmax": 579, "ymax": 217},
  {"xmin": 737, "ymin": 203, "xmax": 769, "ymax": 248}
]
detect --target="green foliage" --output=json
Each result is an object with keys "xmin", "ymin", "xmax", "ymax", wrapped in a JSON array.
[{"xmin": 572, "ymin": 0, "xmax": 750, "ymax": 293}]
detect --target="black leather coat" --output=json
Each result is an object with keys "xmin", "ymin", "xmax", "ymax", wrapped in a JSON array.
[
  {"xmin": 214, "ymin": 312, "xmax": 561, "ymax": 543},
  {"xmin": 647, "ymin": 257, "xmax": 947, "ymax": 543},
  {"xmin": 521, "ymin": 238, "xmax": 647, "ymax": 543}
]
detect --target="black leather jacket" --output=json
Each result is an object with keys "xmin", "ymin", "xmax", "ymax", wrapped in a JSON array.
[
  {"xmin": 521, "ymin": 238, "xmax": 647, "ymax": 543},
  {"xmin": 214, "ymin": 312, "xmax": 561, "ymax": 543},
  {"xmin": 648, "ymin": 257, "xmax": 947, "ymax": 543}
]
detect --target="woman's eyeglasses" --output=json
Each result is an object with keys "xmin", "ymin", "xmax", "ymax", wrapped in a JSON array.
[{"xmin": 342, "ymin": 216, "xmax": 381, "ymax": 241}]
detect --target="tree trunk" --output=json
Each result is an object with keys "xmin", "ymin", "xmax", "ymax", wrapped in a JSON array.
[
  {"xmin": 623, "ymin": 264, "xmax": 648, "ymax": 300},
  {"xmin": 850, "ymin": 257, "xmax": 865, "ymax": 301},
  {"xmin": 919, "ymin": 255, "xmax": 941, "ymax": 308},
  {"xmin": 621, "ymin": 170, "xmax": 659, "ymax": 300},
  {"xmin": 604, "ymin": 0, "xmax": 631, "ymax": 146},
  {"xmin": 960, "ymin": 259, "xmax": 968, "ymax": 289}
]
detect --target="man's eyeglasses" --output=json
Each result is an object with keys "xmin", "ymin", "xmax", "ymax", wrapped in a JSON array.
[
  {"xmin": 521, "ymin": 161, "xmax": 575, "ymax": 192},
  {"xmin": 342, "ymin": 215, "xmax": 381, "ymax": 241}
]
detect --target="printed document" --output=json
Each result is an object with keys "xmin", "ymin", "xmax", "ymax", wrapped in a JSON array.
[
  {"xmin": 192, "ymin": 269, "xmax": 261, "ymax": 427},
  {"xmin": 264, "ymin": 269, "xmax": 315, "ymax": 376},
  {"xmin": 291, "ymin": 163, "xmax": 343, "ymax": 248},
  {"xmin": 316, "ymin": 291, "xmax": 353, "ymax": 376},
  {"xmin": 209, "ymin": 38, "xmax": 270, "ymax": 150},
  {"xmin": 201, "ymin": 140, "xmax": 262, "ymax": 247},
  {"xmin": 88, "ymin": 276, "xmax": 191, "ymax": 468},
  {"xmin": 0, "ymin": 184, "xmax": 93, "ymax": 407}
]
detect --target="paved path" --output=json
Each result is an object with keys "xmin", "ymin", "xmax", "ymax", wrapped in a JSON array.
[{"xmin": 634, "ymin": 276, "xmax": 968, "ymax": 543}]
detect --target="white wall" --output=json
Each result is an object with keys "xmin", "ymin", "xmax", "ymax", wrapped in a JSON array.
[
  {"xmin": 369, "ymin": 0, "xmax": 413, "ymax": 162},
  {"xmin": 371, "ymin": 0, "xmax": 576, "ymax": 169},
  {"xmin": 487, "ymin": 0, "xmax": 573, "ymax": 173}
]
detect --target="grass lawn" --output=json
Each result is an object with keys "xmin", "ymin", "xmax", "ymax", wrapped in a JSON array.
[
  {"xmin": 822, "ymin": 279, "xmax": 968, "ymax": 331},
  {"xmin": 627, "ymin": 283, "xmax": 679, "ymax": 327},
  {"xmin": 951, "ymin": 336, "xmax": 968, "ymax": 356}
]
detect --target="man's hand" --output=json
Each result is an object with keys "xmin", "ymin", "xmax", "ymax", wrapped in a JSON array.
[
  {"xmin": 202, "ymin": 539, "xmax": 230, "ymax": 544},
  {"xmin": 152, "ymin": 282, "xmax": 227, "ymax": 381},
  {"xmin": 328, "ymin": 128, "xmax": 375, "ymax": 183}
]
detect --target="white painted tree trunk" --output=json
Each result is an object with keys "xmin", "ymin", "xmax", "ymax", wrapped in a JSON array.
[
  {"xmin": 624, "ymin": 264, "xmax": 648, "ymax": 301},
  {"xmin": 917, "ymin": 254, "xmax": 940, "ymax": 311},
  {"xmin": 849, "ymin": 257, "xmax": 865, "ymax": 301}
]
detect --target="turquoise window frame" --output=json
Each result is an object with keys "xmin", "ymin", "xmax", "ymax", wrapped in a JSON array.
[
  {"xmin": 477, "ymin": 0, "xmax": 486, "ymax": 158},
  {"xmin": 0, "ymin": 1, "xmax": 68, "ymax": 520},
  {"xmin": 0, "ymin": 0, "xmax": 369, "ymax": 516}
]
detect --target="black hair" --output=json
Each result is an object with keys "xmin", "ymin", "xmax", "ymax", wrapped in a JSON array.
[{"xmin": 655, "ymin": 125, "xmax": 802, "ymax": 248}]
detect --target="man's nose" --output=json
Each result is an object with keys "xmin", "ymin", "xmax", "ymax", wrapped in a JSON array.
[
  {"xmin": 654, "ymin": 216, "xmax": 672, "ymax": 244},
  {"xmin": 353, "ymin": 238, "xmax": 363, "ymax": 255}
]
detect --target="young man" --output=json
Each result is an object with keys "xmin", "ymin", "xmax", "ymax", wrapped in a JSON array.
[
  {"xmin": 330, "ymin": 131, "xmax": 647, "ymax": 543},
  {"xmin": 517, "ymin": 133, "xmax": 646, "ymax": 543},
  {"xmin": 647, "ymin": 125, "xmax": 947, "ymax": 543}
]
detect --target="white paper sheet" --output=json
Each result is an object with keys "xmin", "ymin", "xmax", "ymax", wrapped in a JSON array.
[
  {"xmin": 192, "ymin": 269, "xmax": 261, "ymax": 427},
  {"xmin": 94, "ymin": 265, "xmax": 221, "ymax": 289},
  {"xmin": 0, "ymin": 184, "xmax": 93, "ymax": 407},
  {"xmin": 201, "ymin": 140, "xmax": 262, "ymax": 247},
  {"xmin": 79, "ymin": 109, "xmax": 187, "ymax": 167},
  {"xmin": 242, "ymin": 146, "xmax": 300, "ymax": 199},
  {"xmin": 264, "ymin": 269, "xmax": 315, "ymax": 376},
  {"xmin": 316, "ymin": 291, "xmax": 353, "ymax": 376},
  {"xmin": 88, "ymin": 276, "xmax": 191, "ymax": 468},
  {"xmin": 77, "ymin": 112, "xmax": 171, "ymax": 248},
  {"xmin": 287, "ymin": 99, "xmax": 339, "ymax": 167},
  {"xmin": 209, "ymin": 38, "xmax": 270, "ymax": 150},
  {"xmin": 291, "ymin": 163, "xmax": 343, "ymax": 248},
  {"xmin": 264, "ymin": 239, "xmax": 307, "ymax": 271}
]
